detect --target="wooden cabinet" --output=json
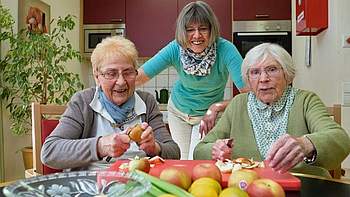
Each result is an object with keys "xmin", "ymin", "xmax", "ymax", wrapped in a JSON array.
[
  {"xmin": 178, "ymin": 0, "xmax": 232, "ymax": 41},
  {"xmin": 125, "ymin": 0, "xmax": 177, "ymax": 57},
  {"xmin": 233, "ymin": 0, "xmax": 291, "ymax": 20},
  {"xmin": 83, "ymin": 0, "xmax": 125, "ymax": 24}
]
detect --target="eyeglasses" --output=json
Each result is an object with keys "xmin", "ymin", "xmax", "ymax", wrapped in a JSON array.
[
  {"xmin": 186, "ymin": 26, "xmax": 210, "ymax": 35},
  {"xmin": 100, "ymin": 69, "xmax": 138, "ymax": 80},
  {"xmin": 248, "ymin": 66, "xmax": 282, "ymax": 80}
]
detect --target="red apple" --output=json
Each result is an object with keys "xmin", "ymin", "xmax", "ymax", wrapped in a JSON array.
[
  {"xmin": 192, "ymin": 163, "xmax": 222, "ymax": 183},
  {"xmin": 128, "ymin": 158, "xmax": 150, "ymax": 173},
  {"xmin": 159, "ymin": 167, "xmax": 192, "ymax": 190},
  {"xmin": 247, "ymin": 178, "xmax": 285, "ymax": 197},
  {"xmin": 228, "ymin": 169, "xmax": 259, "ymax": 190}
]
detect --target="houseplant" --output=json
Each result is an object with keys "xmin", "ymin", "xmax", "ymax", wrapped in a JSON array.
[{"xmin": 0, "ymin": 6, "xmax": 84, "ymax": 167}]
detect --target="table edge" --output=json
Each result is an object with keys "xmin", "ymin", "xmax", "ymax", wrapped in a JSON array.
[{"xmin": 292, "ymin": 172, "xmax": 350, "ymax": 184}]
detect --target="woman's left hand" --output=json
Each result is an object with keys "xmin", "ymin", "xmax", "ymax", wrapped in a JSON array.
[
  {"xmin": 266, "ymin": 134, "xmax": 315, "ymax": 173},
  {"xmin": 138, "ymin": 122, "xmax": 161, "ymax": 156},
  {"xmin": 199, "ymin": 103, "xmax": 222, "ymax": 138}
]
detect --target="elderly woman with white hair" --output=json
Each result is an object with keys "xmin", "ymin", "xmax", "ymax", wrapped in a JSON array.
[{"xmin": 194, "ymin": 43, "xmax": 350, "ymax": 177}]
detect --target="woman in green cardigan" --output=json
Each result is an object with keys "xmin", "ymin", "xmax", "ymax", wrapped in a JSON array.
[{"xmin": 193, "ymin": 43, "xmax": 350, "ymax": 177}]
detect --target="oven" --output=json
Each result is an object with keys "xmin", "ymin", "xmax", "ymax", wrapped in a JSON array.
[{"xmin": 233, "ymin": 20, "xmax": 292, "ymax": 57}]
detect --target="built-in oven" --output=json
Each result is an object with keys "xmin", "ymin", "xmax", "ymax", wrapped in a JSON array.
[
  {"xmin": 84, "ymin": 24, "xmax": 125, "ymax": 56},
  {"xmin": 233, "ymin": 20, "xmax": 292, "ymax": 57}
]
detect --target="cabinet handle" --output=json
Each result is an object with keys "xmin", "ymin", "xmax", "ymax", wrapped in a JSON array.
[
  {"xmin": 255, "ymin": 14, "xmax": 270, "ymax": 18},
  {"xmin": 110, "ymin": 18, "xmax": 123, "ymax": 22}
]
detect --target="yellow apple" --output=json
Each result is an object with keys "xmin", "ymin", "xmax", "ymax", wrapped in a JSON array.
[
  {"xmin": 247, "ymin": 178, "xmax": 285, "ymax": 197},
  {"xmin": 227, "ymin": 169, "xmax": 259, "ymax": 190},
  {"xmin": 192, "ymin": 163, "xmax": 222, "ymax": 183},
  {"xmin": 159, "ymin": 167, "xmax": 192, "ymax": 190}
]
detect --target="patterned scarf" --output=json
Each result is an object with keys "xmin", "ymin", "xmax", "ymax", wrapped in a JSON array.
[
  {"xmin": 180, "ymin": 42, "xmax": 216, "ymax": 76},
  {"xmin": 98, "ymin": 88, "xmax": 135, "ymax": 124},
  {"xmin": 247, "ymin": 86, "xmax": 297, "ymax": 159}
]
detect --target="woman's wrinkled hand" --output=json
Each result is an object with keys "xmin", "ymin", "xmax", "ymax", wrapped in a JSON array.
[
  {"xmin": 199, "ymin": 103, "xmax": 222, "ymax": 138},
  {"xmin": 97, "ymin": 132, "xmax": 130, "ymax": 159},
  {"xmin": 138, "ymin": 122, "xmax": 161, "ymax": 157},
  {"xmin": 266, "ymin": 134, "xmax": 315, "ymax": 174},
  {"xmin": 212, "ymin": 138, "xmax": 233, "ymax": 161}
]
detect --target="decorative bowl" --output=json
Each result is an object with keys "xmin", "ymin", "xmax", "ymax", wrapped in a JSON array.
[{"xmin": 3, "ymin": 170, "xmax": 150, "ymax": 197}]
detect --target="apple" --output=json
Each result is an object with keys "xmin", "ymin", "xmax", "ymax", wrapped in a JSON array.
[
  {"xmin": 228, "ymin": 169, "xmax": 259, "ymax": 190},
  {"xmin": 247, "ymin": 178, "xmax": 285, "ymax": 197},
  {"xmin": 192, "ymin": 163, "xmax": 222, "ymax": 183},
  {"xmin": 128, "ymin": 157, "xmax": 150, "ymax": 173},
  {"xmin": 159, "ymin": 167, "xmax": 192, "ymax": 190}
]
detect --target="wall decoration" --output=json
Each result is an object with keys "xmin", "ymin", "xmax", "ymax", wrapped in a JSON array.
[{"xmin": 18, "ymin": 0, "xmax": 50, "ymax": 33}]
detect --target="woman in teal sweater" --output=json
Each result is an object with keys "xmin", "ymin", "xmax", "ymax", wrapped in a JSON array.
[{"xmin": 194, "ymin": 43, "xmax": 350, "ymax": 177}]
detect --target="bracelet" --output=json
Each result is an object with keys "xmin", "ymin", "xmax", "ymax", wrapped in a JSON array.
[{"xmin": 303, "ymin": 150, "xmax": 317, "ymax": 164}]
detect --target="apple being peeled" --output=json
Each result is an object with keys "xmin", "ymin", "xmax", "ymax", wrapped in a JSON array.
[
  {"xmin": 159, "ymin": 167, "xmax": 192, "ymax": 190},
  {"xmin": 192, "ymin": 163, "xmax": 222, "ymax": 183},
  {"xmin": 247, "ymin": 178, "xmax": 285, "ymax": 197},
  {"xmin": 128, "ymin": 158, "xmax": 150, "ymax": 173},
  {"xmin": 228, "ymin": 169, "xmax": 259, "ymax": 190}
]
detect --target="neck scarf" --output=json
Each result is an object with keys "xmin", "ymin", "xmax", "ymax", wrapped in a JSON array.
[
  {"xmin": 247, "ymin": 86, "xmax": 297, "ymax": 159},
  {"xmin": 98, "ymin": 88, "xmax": 135, "ymax": 124},
  {"xmin": 180, "ymin": 42, "xmax": 216, "ymax": 76}
]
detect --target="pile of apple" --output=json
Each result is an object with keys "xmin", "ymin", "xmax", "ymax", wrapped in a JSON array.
[{"xmin": 157, "ymin": 163, "xmax": 286, "ymax": 197}]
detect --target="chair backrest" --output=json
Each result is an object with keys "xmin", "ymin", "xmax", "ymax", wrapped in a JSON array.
[
  {"xmin": 32, "ymin": 102, "xmax": 66, "ymax": 175},
  {"xmin": 326, "ymin": 104, "xmax": 342, "ymax": 179}
]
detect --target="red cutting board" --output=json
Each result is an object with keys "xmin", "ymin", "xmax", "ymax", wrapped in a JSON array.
[{"xmin": 109, "ymin": 160, "xmax": 301, "ymax": 191}]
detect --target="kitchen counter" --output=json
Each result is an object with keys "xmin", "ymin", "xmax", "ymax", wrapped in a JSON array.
[{"xmin": 158, "ymin": 104, "xmax": 167, "ymax": 111}]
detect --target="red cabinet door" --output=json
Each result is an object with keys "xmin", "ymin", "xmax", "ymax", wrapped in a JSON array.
[
  {"xmin": 84, "ymin": 0, "xmax": 125, "ymax": 24},
  {"xmin": 126, "ymin": 0, "xmax": 177, "ymax": 57},
  {"xmin": 178, "ymin": 0, "xmax": 232, "ymax": 41},
  {"xmin": 233, "ymin": 0, "xmax": 291, "ymax": 20}
]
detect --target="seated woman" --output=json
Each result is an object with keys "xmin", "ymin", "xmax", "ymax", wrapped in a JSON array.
[
  {"xmin": 41, "ymin": 36, "xmax": 180, "ymax": 171},
  {"xmin": 194, "ymin": 43, "xmax": 350, "ymax": 177}
]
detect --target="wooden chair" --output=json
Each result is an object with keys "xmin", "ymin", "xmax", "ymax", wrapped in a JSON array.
[
  {"xmin": 326, "ymin": 104, "xmax": 344, "ymax": 179},
  {"xmin": 31, "ymin": 102, "xmax": 66, "ymax": 175}
]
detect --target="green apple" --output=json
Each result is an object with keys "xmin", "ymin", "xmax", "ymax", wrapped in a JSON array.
[
  {"xmin": 228, "ymin": 169, "xmax": 259, "ymax": 190},
  {"xmin": 128, "ymin": 157, "xmax": 150, "ymax": 173}
]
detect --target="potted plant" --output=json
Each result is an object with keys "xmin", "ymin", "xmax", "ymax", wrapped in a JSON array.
[{"xmin": 0, "ymin": 6, "xmax": 84, "ymax": 168}]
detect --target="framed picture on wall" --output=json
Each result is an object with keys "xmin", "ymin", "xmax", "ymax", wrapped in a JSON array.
[{"xmin": 18, "ymin": 0, "xmax": 51, "ymax": 33}]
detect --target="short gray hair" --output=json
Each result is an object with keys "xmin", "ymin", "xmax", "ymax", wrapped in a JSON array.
[
  {"xmin": 175, "ymin": 1, "xmax": 220, "ymax": 48},
  {"xmin": 241, "ymin": 43, "xmax": 295, "ymax": 84}
]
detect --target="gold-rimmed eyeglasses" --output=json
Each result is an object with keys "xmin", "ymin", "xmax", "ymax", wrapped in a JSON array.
[
  {"xmin": 100, "ymin": 69, "xmax": 138, "ymax": 80},
  {"xmin": 248, "ymin": 66, "xmax": 282, "ymax": 80},
  {"xmin": 186, "ymin": 26, "xmax": 210, "ymax": 35}
]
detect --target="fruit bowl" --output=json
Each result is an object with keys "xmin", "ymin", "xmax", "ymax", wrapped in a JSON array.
[{"xmin": 3, "ymin": 171, "xmax": 151, "ymax": 197}]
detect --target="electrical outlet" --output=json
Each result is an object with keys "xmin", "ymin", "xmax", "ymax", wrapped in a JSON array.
[{"xmin": 342, "ymin": 35, "xmax": 350, "ymax": 48}]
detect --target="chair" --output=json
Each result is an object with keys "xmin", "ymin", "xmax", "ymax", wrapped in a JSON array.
[
  {"xmin": 326, "ymin": 104, "xmax": 344, "ymax": 179},
  {"xmin": 31, "ymin": 102, "xmax": 66, "ymax": 175}
]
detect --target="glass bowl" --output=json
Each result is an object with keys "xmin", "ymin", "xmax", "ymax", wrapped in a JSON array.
[{"xmin": 3, "ymin": 170, "xmax": 151, "ymax": 197}]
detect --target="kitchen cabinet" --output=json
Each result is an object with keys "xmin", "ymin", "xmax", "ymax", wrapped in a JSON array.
[
  {"xmin": 178, "ymin": 0, "xmax": 232, "ymax": 41},
  {"xmin": 126, "ymin": 0, "xmax": 177, "ymax": 57},
  {"xmin": 233, "ymin": 0, "xmax": 291, "ymax": 20},
  {"xmin": 83, "ymin": 0, "xmax": 125, "ymax": 24}
]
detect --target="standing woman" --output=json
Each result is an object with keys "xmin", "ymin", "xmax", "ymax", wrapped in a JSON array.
[{"xmin": 136, "ymin": 1, "xmax": 246, "ymax": 159}]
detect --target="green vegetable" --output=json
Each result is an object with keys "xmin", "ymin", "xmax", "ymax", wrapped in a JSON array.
[{"xmin": 136, "ymin": 170, "xmax": 193, "ymax": 197}]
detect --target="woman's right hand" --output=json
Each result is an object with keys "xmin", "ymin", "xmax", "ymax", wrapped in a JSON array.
[
  {"xmin": 97, "ymin": 133, "xmax": 130, "ymax": 159},
  {"xmin": 212, "ymin": 138, "xmax": 233, "ymax": 161}
]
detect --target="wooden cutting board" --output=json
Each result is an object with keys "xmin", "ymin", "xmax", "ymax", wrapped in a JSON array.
[{"xmin": 109, "ymin": 159, "xmax": 301, "ymax": 191}]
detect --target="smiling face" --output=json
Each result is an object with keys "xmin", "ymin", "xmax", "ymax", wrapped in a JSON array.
[
  {"xmin": 247, "ymin": 57, "xmax": 288, "ymax": 105},
  {"xmin": 186, "ymin": 23, "xmax": 210, "ymax": 53},
  {"xmin": 96, "ymin": 57, "xmax": 136, "ymax": 106}
]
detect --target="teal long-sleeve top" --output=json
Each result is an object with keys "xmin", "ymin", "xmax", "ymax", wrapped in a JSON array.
[
  {"xmin": 194, "ymin": 90, "xmax": 350, "ymax": 177},
  {"xmin": 141, "ymin": 38, "xmax": 244, "ymax": 116}
]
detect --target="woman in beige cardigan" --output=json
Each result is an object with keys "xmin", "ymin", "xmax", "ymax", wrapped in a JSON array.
[{"xmin": 194, "ymin": 43, "xmax": 350, "ymax": 177}]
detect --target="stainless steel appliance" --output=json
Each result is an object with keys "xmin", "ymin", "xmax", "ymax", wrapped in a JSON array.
[
  {"xmin": 84, "ymin": 24, "xmax": 125, "ymax": 56},
  {"xmin": 233, "ymin": 20, "xmax": 292, "ymax": 57}
]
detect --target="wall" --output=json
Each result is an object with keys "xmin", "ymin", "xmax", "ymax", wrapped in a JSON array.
[
  {"xmin": 291, "ymin": 0, "xmax": 350, "ymax": 168},
  {"xmin": 0, "ymin": 0, "xmax": 81, "ymax": 181}
]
